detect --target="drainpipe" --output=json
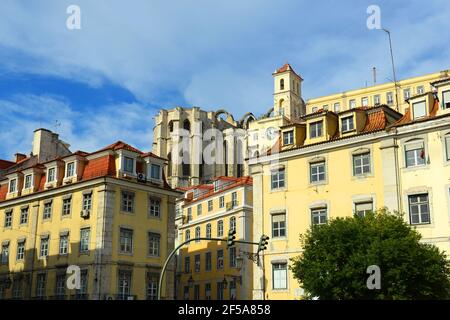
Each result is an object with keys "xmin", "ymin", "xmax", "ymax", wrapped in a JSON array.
[{"xmin": 29, "ymin": 202, "xmax": 40, "ymax": 299}]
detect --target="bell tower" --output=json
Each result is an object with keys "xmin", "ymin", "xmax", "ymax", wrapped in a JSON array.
[{"xmin": 273, "ymin": 63, "xmax": 304, "ymax": 119}]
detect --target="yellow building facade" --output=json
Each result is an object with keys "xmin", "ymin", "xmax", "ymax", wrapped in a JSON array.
[
  {"xmin": 0, "ymin": 129, "xmax": 181, "ymax": 300},
  {"xmin": 251, "ymin": 77, "xmax": 450, "ymax": 299},
  {"xmin": 175, "ymin": 176, "xmax": 253, "ymax": 300},
  {"xmin": 306, "ymin": 70, "xmax": 450, "ymax": 115}
]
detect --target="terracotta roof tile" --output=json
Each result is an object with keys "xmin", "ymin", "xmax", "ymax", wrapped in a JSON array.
[
  {"xmin": 0, "ymin": 184, "xmax": 8, "ymax": 201},
  {"xmin": 96, "ymin": 141, "xmax": 144, "ymax": 155},
  {"xmin": 362, "ymin": 110, "xmax": 387, "ymax": 132},
  {"xmin": 0, "ymin": 160, "xmax": 15, "ymax": 170},
  {"xmin": 274, "ymin": 63, "xmax": 302, "ymax": 79}
]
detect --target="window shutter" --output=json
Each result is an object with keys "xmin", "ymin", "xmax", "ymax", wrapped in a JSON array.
[
  {"xmin": 355, "ymin": 202, "xmax": 372, "ymax": 211},
  {"xmin": 272, "ymin": 214, "xmax": 285, "ymax": 223}
]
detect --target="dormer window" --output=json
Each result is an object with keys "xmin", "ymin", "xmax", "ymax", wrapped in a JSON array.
[
  {"xmin": 283, "ymin": 131, "xmax": 294, "ymax": 145},
  {"xmin": 9, "ymin": 179, "xmax": 17, "ymax": 193},
  {"xmin": 66, "ymin": 162, "xmax": 75, "ymax": 178},
  {"xmin": 341, "ymin": 116, "xmax": 354, "ymax": 132},
  {"xmin": 442, "ymin": 90, "xmax": 450, "ymax": 109},
  {"xmin": 150, "ymin": 164, "xmax": 161, "ymax": 180},
  {"xmin": 214, "ymin": 180, "xmax": 220, "ymax": 192},
  {"xmin": 123, "ymin": 156, "xmax": 134, "ymax": 174},
  {"xmin": 24, "ymin": 174, "xmax": 33, "ymax": 189},
  {"xmin": 310, "ymin": 121, "xmax": 323, "ymax": 138},
  {"xmin": 412, "ymin": 100, "xmax": 426, "ymax": 119},
  {"xmin": 47, "ymin": 167, "xmax": 56, "ymax": 182}
]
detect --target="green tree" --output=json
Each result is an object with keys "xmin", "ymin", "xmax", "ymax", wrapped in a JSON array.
[{"xmin": 290, "ymin": 209, "xmax": 450, "ymax": 299}]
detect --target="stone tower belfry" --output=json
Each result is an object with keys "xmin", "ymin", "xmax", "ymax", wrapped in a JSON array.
[{"xmin": 272, "ymin": 63, "xmax": 305, "ymax": 119}]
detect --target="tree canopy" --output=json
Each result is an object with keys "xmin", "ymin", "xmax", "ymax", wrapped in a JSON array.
[{"xmin": 290, "ymin": 210, "xmax": 450, "ymax": 299}]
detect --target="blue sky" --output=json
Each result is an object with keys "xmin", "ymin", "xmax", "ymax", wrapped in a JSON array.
[{"xmin": 0, "ymin": 0, "xmax": 449, "ymax": 159}]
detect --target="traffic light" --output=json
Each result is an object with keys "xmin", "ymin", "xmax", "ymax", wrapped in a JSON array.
[
  {"xmin": 227, "ymin": 229, "xmax": 236, "ymax": 248},
  {"xmin": 258, "ymin": 234, "xmax": 269, "ymax": 252}
]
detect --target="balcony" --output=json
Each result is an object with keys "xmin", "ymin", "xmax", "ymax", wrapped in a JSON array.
[{"xmin": 226, "ymin": 201, "xmax": 239, "ymax": 211}]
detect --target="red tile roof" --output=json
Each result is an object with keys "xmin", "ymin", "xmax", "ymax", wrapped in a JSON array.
[
  {"xmin": 392, "ymin": 99, "xmax": 439, "ymax": 127},
  {"xmin": 96, "ymin": 141, "xmax": 144, "ymax": 155},
  {"xmin": 275, "ymin": 63, "xmax": 302, "ymax": 79},
  {"xmin": 0, "ymin": 160, "xmax": 15, "ymax": 170},
  {"xmin": 361, "ymin": 110, "xmax": 388, "ymax": 132}
]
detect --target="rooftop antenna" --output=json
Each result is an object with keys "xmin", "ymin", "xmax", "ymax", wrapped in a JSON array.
[
  {"xmin": 54, "ymin": 120, "xmax": 61, "ymax": 133},
  {"xmin": 381, "ymin": 28, "xmax": 399, "ymax": 111}
]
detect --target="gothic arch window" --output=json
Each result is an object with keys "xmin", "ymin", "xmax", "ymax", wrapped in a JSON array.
[{"xmin": 280, "ymin": 79, "xmax": 285, "ymax": 91}]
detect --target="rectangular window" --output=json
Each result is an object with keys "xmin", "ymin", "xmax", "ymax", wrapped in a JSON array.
[
  {"xmin": 374, "ymin": 95, "xmax": 381, "ymax": 105},
  {"xmin": 310, "ymin": 121, "xmax": 323, "ymax": 138},
  {"xmin": 205, "ymin": 252, "xmax": 212, "ymax": 271},
  {"xmin": 120, "ymin": 228, "xmax": 133, "ymax": 254},
  {"xmin": 80, "ymin": 228, "xmax": 90, "ymax": 253},
  {"xmin": 195, "ymin": 254, "xmax": 201, "ymax": 272},
  {"xmin": 412, "ymin": 100, "xmax": 426, "ymax": 119},
  {"xmin": 150, "ymin": 164, "xmax": 161, "ymax": 180},
  {"xmin": 361, "ymin": 97, "xmax": 369, "ymax": 106},
  {"xmin": 217, "ymin": 249, "xmax": 224, "ymax": 270},
  {"xmin": 76, "ymin": 270, "xmax": 88, "ymax": 297},
  {"xmin": 4, "ymin": 211, "xmax": 12, "ymax": 228},
  {"xmin": 148, "ymin": 232, "xmax": 160, "ymax": 256},
  {"xmin": 36, "ymin": 273, "xmax": 47, "ymax": 298},
  {"xmin": 311, "ymin": 208, "xmax": 328, "ymax": 225},
  {"xmin": 9, "ymin": 179, "xmax": 17, "ymax": 193},
  {"xmin": 333, "ymin": 102, "xmax": 340, "ymax": 112},
  {"xmin": 187, "ymin": 207, "xmax": 192, "ymax": 222},
  {"xmin": 59, "ymin": 234, "xmax": 69, "ymax": 255},
  {"xmin": 417, "ymin": 86, "xmax": 424, "ymax": 95},
  {"xmin": 197, "ymin": 204, "xmax": 202, "ymax": 216},
  {"xmin": 184, "ymin": 256, "xmax": 190, "ymax": 273},
  {"xmin": 123, "ymin": 156, "xmax": 134, "ymax": 173},
  {"xmin": 232, "ymin": 192, "xmax": 238, "ymax": 207},
  {"xmin": 405, "ymin": 142, "xmax": 426, "ymax": 167},
  {"xmin": 146, "ymin": 273, "xmax": 158, "ymax": 300},
  {"xmin": 229, "ymin": 280, "xmax": 237, "ymax": 300},
  {"xmin": 66, "ymin": 162, "xmax": 75, "ymax": 177},
  {"xmin": 271, "ymin": 168, "xmax": 285, "ymax": 189},
  {"xmin": 20, "ymin": 207, "xmax": 29, "ymax": 224},
  {"xmin": 121, "ymin": 191, "xmax": 135, "ymax": 213},
  {"xmin": 355, "ymin": 201, "xmax": 373, "ymax": 217},
  {"xmin": 312, "ymin": 106, "xmax": 318, "ymax": 113},
  {"xmin": 283, "ymin": 131, "xmax": 294, "ymax": 145},
  {"xmin": 43, "ymin": 202, "xmax": 52, "ymax": 220},
  {"xmin": 149, "ymin": 198, "xmax": 161, "ymax": 218},
  {"xmin": 353, "ymin": 153, "xmax": 371, "ymax": 175},
  {"xmin": 16, "ymin": 240, "xmax": 25, "ymax": 260},
  {"xmin": 272, "ymin": 263, "xmax": 287, "ymax": 290},
  {"xmin": 82, "ymin": 193, "xmax": 92, "ymax": 211},
  {"xmin": 47, "ymin": 167, "xmax": 56, "ymax": 182},
  {"xmin": 12, "ymin": 280, "xmax": 22, "ymax": 299},
  {"xmin": 310, "ymin": 162, "xmax": 326, "ymax": 183},
  {"xmin": 205, "ymin": 283, "xmax": 211, "ymax": 300},
  {"xmin": 229, "ymin": 247, "xmax": 237, "ymax": 268},
  {"xmin": 208, "ymin": 200, "xmax": 213, "ymax": 212},
  {"xmin": 24, "ymin": 174, "xmax": 33, "ymax": 189},
  {"xmin": 349, "ymin": 99, "xmax": 356, "ymax": 109},
  {"xmin": 62, "ymin": 198, "xmax": 71, "ymax": 216},
  {"xmin": 40, "ymin": 237, "xmax": 49, "ymax": 258},
  {"xmin": 409, "ymin": 194, "xmax": 430, "ymax": 225},
  {"xmin": 443, "ymin": 90, "xmax": 450, "ymax": 109},
  {"xmin": 341, "ymin": 116, "xmax": 354, "ymax": 132},
  {"xmin": 1, "ymin": 244, "xmax": 9, "ymax": 265},
  {"xmin": 194, "ymin": 285, "xmax": 200, "ymax": 300},
  {"xmin": 387, "ymin": 92, "xmax": 393, "ymax": 105},
  {"xmin": 55, "ymin": 274, "xmax": 66, "ymax": 298},
  {"xmin": 217, "ymin": 282, "xmax": 224, "ymax": 300},
  {"xmin": 117, "ymin": 270, "xmax": 132, "ymax": 300},
  {"xmin": 404, "ymin": 88, "xmax": 411, "ymax": 100},
  {"xmin": 445, "ymin": 136, "xmax": 450, "ymax": 161},
  {"xmin": 272, "ymin": 213, "xmax": 286, "ymax": 238},
  {"xmin": 219, "ymin": 196, "xmax": 225, "ymax": 208},
  {"xmin": 183, "ymin": 286, "xmax": 190, "ymax": 300}
]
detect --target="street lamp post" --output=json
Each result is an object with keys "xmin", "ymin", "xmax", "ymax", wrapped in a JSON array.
[{"xmin": 382, "ymin": 28, "xmax": 399, "ymax": 112}]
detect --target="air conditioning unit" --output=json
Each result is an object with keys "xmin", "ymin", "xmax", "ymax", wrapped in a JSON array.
[
  {"xmin": 80, "ymin": 209, "xmax": 90, "ymax": 219},
  {"xmin": 137, "ymin": 173, "xmax": 146, "ymax": 182}
]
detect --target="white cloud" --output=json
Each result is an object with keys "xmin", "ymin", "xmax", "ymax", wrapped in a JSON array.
[{"xmin": 0, "ymin": 94, "xmax": 155, "ymax": 159}]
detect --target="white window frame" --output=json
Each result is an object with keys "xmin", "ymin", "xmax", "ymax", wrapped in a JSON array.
[
  {"xmin": 408, "ymin": 194, "xmax": 430, "ymax": 225},
  {"xmin": 217, "ymin": 220, "xmax": 224, "ymax": 237},
  {"xmin": 272, "ymin": 213, "xmax": 286, "ymax": 238},
  {"xmin": 311, "ymin": 208, "xmax": 327, "ymax": 225},
  {"xmin": 8, "ymin": 178, "xmax": 17, "ymax": 193},
  {"xmin": 119, "ymin": 228, "xmax": 134, "ymax": 254},
  {"xmin": 353, "ymin": 152, "xmax": 371, "ymax": 176},
  {"xmin": 47, "ymin": 167, "xmax": 57, "ymax": 183},
  {"xmin": 123, "ymin": 156, "xmax": 135, "ymax": 174},
  {"xmin": 361, "ymin": 97, "xmax": 369, "ymax": 107},
  {"xmin": 349, "ymin": 99, "xmax": 356, "ymax": 109},
  {"xmin": 310, "ymin": 161, "xmax": 326, "ymax": 183},
  {"xmin": 150, "ymin": 163, "xmax": 161, "ymax": 180},
  {"xmin": 341, "ymin": 116, "xmax": 354, "ymax": 132},
  {"xmin": 65, "ymin": 161, "xmax": 76, "ymax": 178},
  {"xmin": 24, "ymin": 174, "xmax": 33, "ymax": 190},
  {"xmin": 283, "ymin": 130, "xmax": 294, "ymax": 145},
  {"xmin": 271, "ymin": 168, "xmax": 285, "ymax": 190},
  {"xmin": 309, "ymin": 121, "xmax": 323, "ymax": 138},
  {"xmin": 272, "ymin": 263, "xmax": 288, "ymax": 290},
  {"xmin": 412, "ymin": 100, "xmax": 427, "ymax": 119},
  {"xmin": 404, "ymin": 140, "xmax": 426, "ymax": 168}
]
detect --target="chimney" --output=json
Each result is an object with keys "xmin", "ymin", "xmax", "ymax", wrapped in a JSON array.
[
  {"xmin": 32, "ymin": 128, "xmax": 71, "ymax": 163},
  {"xmin": 14, "ymin": 153, "xmax": 27, "ymax": 163}
]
